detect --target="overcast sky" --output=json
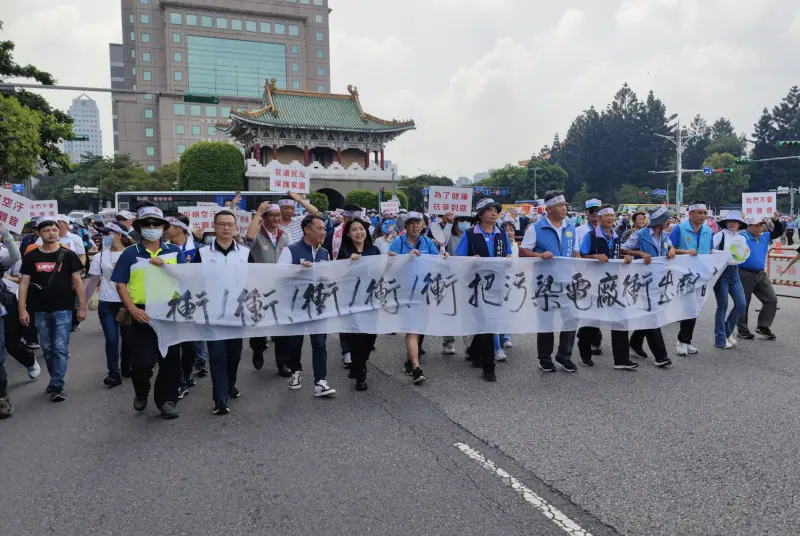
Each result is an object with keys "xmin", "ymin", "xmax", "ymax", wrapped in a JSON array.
[{"xmin": 4, "ymin": 0, "xmax": 800, "ymax": 179}]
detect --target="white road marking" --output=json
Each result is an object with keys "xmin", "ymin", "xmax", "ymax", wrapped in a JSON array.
[{"xmin": 454, "ymin": 442, "xmax": 592, "ymax": 536}]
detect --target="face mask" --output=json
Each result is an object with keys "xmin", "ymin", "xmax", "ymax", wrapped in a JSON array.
[
  {"xmin": 141, "ymin": 229, "xmax": 163, "ymax": 241},
  {"xmin": 458, "ymin": 222, "xmax": 471, "ymax": 231},
  {"xmin": 102, "ymin": 236, "xmax": 113, "ymax": 249}
]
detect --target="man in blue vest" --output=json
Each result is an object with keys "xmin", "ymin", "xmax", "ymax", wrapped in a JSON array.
[
  {"xmin": 520, "ymin": 190, "xmax": 579, "ymax": 373},
  {"xmin": 277, "ymin": 215, "xmax": 336, "ymax": 398},
  {"xmin": 621, "ymin": 205, "xmax": 676, "ymax": 367},
  {"xmin": 578, "ymin": 205, "xmax": 639, "ymax": 369},
  {"xmin": 669, "ymin": 201, "xmax": 713, "ymax": 356},
  {"xmin": 574, "ymin": 198, "xmax": 604, "ymax": 357},
  {"xmin": 455, "ymin": 198, "xmax": 512, "ymax": 382},
  {"xmin": 737, "ymin": 213, "xmax": 783, "ymax": 340}
]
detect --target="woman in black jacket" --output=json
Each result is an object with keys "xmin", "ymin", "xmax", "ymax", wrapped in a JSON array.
[{"xmin": 336, "ymin": 218, "xmax": 381, "ymax": 391}]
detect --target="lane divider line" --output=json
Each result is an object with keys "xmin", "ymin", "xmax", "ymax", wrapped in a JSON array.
[{"xmin": 454, "ymin": 442, "xmax": 593, "ymax": 536}]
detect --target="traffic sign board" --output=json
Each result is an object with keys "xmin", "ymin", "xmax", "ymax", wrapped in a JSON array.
[
  {"xmin": 703, "ymin": 166, "xmax": 713, "ymax": 176},
  {"xmin": 11, "ymin": 184, "xmax": 24, "ymax": 194}
]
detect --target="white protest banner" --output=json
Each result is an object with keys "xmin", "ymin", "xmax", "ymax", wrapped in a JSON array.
[
  {"xmin": 234, "ymin": 210, "xmax": 252, "ymax": 237},
  {"xmin": 0, "ymin": 190, "xmax": 32, "ymax": 234},
  {"xmin": 381, "ymin": 201, "xmax": 400, "ymax": 216},
  {"xmin": 269, "ymin": 163, "xmax": 311, "ymax": 194},
  {"xmin": 145, "ymin": 254, "xmax": 729, "ymax": 355},
  {"xmin": 742, "ymin": 192, "xmax": 776, "ymax": 220},
  {"xmin": 428, "ymin": 186, "xmax": 473, "ymax": 217},
  {"xmin": 29, "ymin": 200, "xmax": 58, "ymax": 220}
]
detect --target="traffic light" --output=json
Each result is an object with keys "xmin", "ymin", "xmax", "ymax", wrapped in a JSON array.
[
  {"xmin": 776, "ymin": 140, "xmax": 800, "ymax": 150},
  {"xmin": 184, "ymin": 93, "xmax": 220, "ymax": 104},
  {"xmin": 735, "ymin": 157, "xmax": 752, "ymax": 164},
  {"xmin": 647, "ymin": 171, "xmax": 656, "ymax": 175},
  {"xmin": 716, "ymin": 168, "xmax": 735, "ymax": 173}
]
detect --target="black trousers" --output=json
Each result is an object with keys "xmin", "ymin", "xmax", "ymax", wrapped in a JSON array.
[
  {"xmin": 629, "ymin": 328, "xmax": 668, "ymax": 359},
  {"xmin": 348, "ymin": 333, "xmax": 377, "ymax": 379},
  {"xmin": 577, "ymin": 326, "xmax": 603, "ymax": 348},
  {"xmin": 467, "ymin": 333, "xmax": 496, "ymax": 373},
  {"xmin": 249, "ymin": 336, "xmax": 269, "ymax": 352},
  {"xmin": 129, "ymin": 317, "xmax": 181, "ymax": 409},
  {"xmin": 787, "ymin": 229, "xmax": 794, "ymax": 245},
  {"xmin": 4, "ymin": 305, "xmax": 36, "ymax": 367},
  {"xmin": 208, "ymin": 338, "xmax": 243, "ymax": 403},
  {"xmin": 537, "ymin": 331, "xmax": 576, "ymax": 362},
  {"xmin": 579, "ymin": 330, "xmax": 630, "ymax": 365},
  {"xmin": 678, "ymin": 318, "xmax": 696, "ymax": 344},
  {"xmin": 180, "ymin": 341, "xmax": 198, "ymax": 387}
]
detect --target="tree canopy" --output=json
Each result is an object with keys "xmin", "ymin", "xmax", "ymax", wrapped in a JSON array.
[
  {"xmin": 0, "ymin": 95, "xmax": 41, "ymax": 180},
  {"xmin": 0, "ymin": 21, "xmax": 74, "ymax": 175},
  {"xmin": 397, "ymin": 175, "xmax": 454, "ymax": 211},
  {"xmin": 178, "ymin": 142, "xmax": 244, "ymax": 191}
]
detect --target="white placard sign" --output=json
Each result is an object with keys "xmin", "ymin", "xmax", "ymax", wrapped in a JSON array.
[
  {"xmin": 98, "ymin": 212, "xmax": 118, "ymax": 225},
  {"xmin": 0, "ymin": 190, "xmax": 32, "ymax": 234},
  {"xmin": 380, "ymin": 201, "xmax": 400, "ymax": 216},
  {"xmin": 269, "ymin": 163, "xmax": 311, "ymax": 193},
  {"xmin": 179, "ymin": 206, "xmax": 251, "ymax": 236},
  {"xmin": 144, "ymin": 254, "xmax": 729, "ymax": 355},
  {"xmin": 29, "ymin": 200, "xmax": 58, "ymax": 220},
  {"xmin": 742, "ymin": 192, "xmax": 776, "ymax": 220},
  {"xmin": 427, "ymin": 186, "xmax": 473, "ymax": 217}
]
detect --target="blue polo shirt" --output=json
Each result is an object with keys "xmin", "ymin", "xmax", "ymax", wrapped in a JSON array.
[
  {"xmin": 111, "ymin": 241, "xmax": 186, "ymax": 304},
  {"xmin": 389, "ymin": 234, "xmax": 439, "ymax": 255}
]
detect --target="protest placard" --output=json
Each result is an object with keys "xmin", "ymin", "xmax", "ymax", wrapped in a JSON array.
[
  {"xmin": 380, "ymin": 201, "xmax": 400, "ymax": 216},
  {"xmin": 741, "ymin": 192, "xmax": 776, "ymax": 219},
  {"xmin": 427, "ymin": 186, "xmax": 473, "ymax": 216},
  {"xmin": 29, "ymin": 200, "xmax": 58, "ymax": 221},
  {"xmin": 179, "ymin": 206, "xmax": 251, "ymax": 237},
  {"xmin": 269, "ymin": 163, "xmax": 311, "ymax": 193},
  {"xmin": 0, "ymin": 190, "xmax": 32, "ymax": 234}
]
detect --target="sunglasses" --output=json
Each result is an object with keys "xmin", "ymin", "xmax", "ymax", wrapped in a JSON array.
[{"xmin": 139, "ymin": 219, "xmax": 164, "ymax": 229}]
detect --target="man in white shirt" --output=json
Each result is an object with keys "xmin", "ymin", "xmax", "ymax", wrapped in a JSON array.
[{"xmin": 278, "ymin": 191, "xmax": 321, "ymax": 244}]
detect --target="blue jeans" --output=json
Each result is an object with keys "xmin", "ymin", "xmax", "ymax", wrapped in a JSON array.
[
  {"xmin": 35, "ymin": 310, "xmax": 72, "ymax": 390},
  {"xmin": 713, "ymin": 266, "xmax": 746, "ymax": 347},
  {"xmin": 97, "ymin": 301, "xmax": 122, "ymax": 373},
  {"xmin": 287, "ymin": 334, "xmax": 328, "ymax": 382}
]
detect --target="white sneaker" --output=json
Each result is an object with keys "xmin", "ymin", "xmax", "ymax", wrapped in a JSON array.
[
  {"xmin": 495, "ymin": 349, "xmax": 508, "ymax": 362},
  {"xmin": 27, "ymin": 359, "xmax": 41, "ymax": 380},
  {"xmin": 502, "ymin": 339, "xmax": 513, "ymax": 349},
  {"xmin": 289, "ymin": 371, "xmax": 302, "ymax": 390},
  {"xmin": 686, "ymin": 344, "xmax": 698, "ymax": 354},
  {"xmin": 313, "ymin": 379, "xmax": 336, "ymax": 397},
  {"xmin": 343, "ymin": 352, "xmax": 352, "ymax": 367},
  {"xmin": 720, "ymin": 341, "xmax": 733, "ymax": 349},
  {"xmin": 442, "ymin": 342, "xmax": 456, "ymax": 355},
  {"xmin": 676, "ymin": 342, "xmax": 688, "ymax": 356},
  {"xmin": 727, "ymin": 335, "xmax": 737, "ymax": 347}
]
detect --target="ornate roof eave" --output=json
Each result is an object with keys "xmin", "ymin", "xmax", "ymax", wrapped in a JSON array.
[
  {"xmin": 224, "ymin": 114, "xmax": 416, "ymax": 135},
  {"xmin": 225, "ymin": 79, "xmax": 415, "ymax": 131}
]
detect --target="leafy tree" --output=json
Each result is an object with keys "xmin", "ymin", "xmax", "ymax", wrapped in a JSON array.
[
  {"xmin": 307, "ymin": 191, "xmax": 329, "ymax": 212},
  {"xmin": 33, "ymin": 154, "xmax": 173, "ymax": 212},
  {"xmin": 683, "ymin": 153, "xmax": 749, "ymax": 208},
  {"xmin": 0, "ymin": 95, "xmax": 41, "ymax": 180},
  {"xmin": 750, "ymin": 86, "xmax": 800, "ymax": 192},
  {"xmin": 0, "ymin": 21, "xmax": 74, "ymax": 175},
  {"xmin": 150, "ymin": 162, "xmax": 179, "ymax": 188},
  {"xmin": 178, "ymin": 142, "xmax": 244, "ymax": 191},
  {"xmin": 394, "ymin": 190, "xmax": 409, "ymax": 209},
  {"xmin": 397, "ymin": 174, "xmax": 454, "ymax": 211},
  {"xmin": 570, "ymin": 183, "xmax": 601, "ymax": 209},
  {"xmin": 345, "ymin": 189, "xmax": 378, "ymax": 210},
  {"xmin": 614, "ymin": 183, "xmax": 664, "ymax": 204},
  {"xmin": 474, "ymin": 162, "xmax": 567, "ymax": 202}
]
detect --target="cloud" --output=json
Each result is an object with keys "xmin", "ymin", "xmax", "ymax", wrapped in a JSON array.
[{"xmin": 330, "ymin": 33, "xmax": 414, "ymax": 66}]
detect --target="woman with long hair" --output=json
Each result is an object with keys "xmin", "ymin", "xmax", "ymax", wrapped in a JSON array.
[
  {"xmin": 336, "ymin": 218, "xmax": 381, "ymax": 391},
  {"xmin": 85, "ymin": 222, "xmax": 132, "ymax": 387}
]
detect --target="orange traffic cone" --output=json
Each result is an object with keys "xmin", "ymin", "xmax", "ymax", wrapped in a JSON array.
[{"xmin": 775, "ymin": 240, "xmax": 783, "ymax": 253}]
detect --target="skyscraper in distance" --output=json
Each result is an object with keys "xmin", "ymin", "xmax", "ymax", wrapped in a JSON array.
[
  {"xmin": 109, "ymin": 0, "xmax": 332, "ymax": 171},
  {"xmin": 63, "ymin": 94, "xmax": 103, "ymax": 163}
]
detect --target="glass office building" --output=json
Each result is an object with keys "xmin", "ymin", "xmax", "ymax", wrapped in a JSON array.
[{"xmin": 110, "ymin": 0, "xmax": 331, "ymax": 169}]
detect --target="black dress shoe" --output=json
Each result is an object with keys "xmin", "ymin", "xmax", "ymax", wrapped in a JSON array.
[
  {"xmin": 737, "ymin": 331, "xmax": 755, "ymax": 340},
  {"xmin": 252, "ymin": 351, "xmax": 265, "ymax": 370},
  {"xmin": 482, "ymin": 371, "xmax": 497, "ymax": 382},
  {"xmin": 356, "ymin": 379, "xmax": 368, "ymax": 391}
]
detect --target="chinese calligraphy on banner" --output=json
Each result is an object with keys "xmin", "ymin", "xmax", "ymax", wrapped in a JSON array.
[
  {"xmin": 741, "ymin": 192, "xmax": 776, "ymax": 219},
  {"xmin": 29, "ymin": 200, "xmax": 58, "ymax": 221},
  {"xmin": 144, "ymin": 254, "xmax": 729, "ymax": 355},
  {"xmin": 380, "ymin": 201, "xmax": 400, "ymax": 216},
  {"xmin": 178, "ymin": 206, "xmax": 252, "ymax": 237},
  {"xmin": 427, "ymin": 186, "xmax": 473, "ymax": 216},
  {"xmin": 269, "ymin": 163, "xmax": 310, "ymax": 194},
  {"xmin": 0, "ymin": 191, "xmax": 32, "ymax": 234}
]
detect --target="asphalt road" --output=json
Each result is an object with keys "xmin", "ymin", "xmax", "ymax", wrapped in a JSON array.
[{"xmin": 2, "ymin": 290, "xmax": 799, "ymax": 536}]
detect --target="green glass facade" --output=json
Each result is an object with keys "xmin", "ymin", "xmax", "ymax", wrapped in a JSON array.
[{"xmin": 187, "ymin": 36, "xmax": 286, "ymax": 97}]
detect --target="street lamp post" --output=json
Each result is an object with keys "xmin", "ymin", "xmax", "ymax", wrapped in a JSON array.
[{"xmin": 655, "ymin": 120, "xmax": 698, "ymax": 211}]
